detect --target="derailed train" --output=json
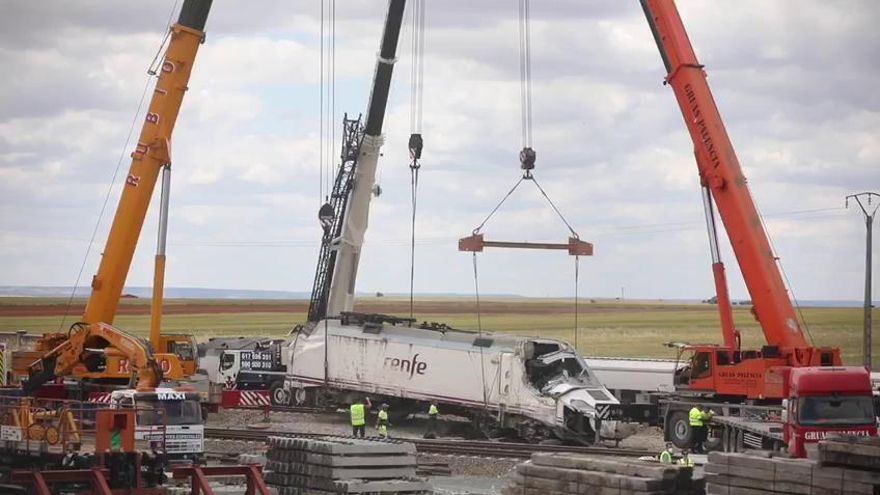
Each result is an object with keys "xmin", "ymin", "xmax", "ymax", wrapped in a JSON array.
[{"xmin": 281, "ymin": 313, "xmax": 637, "ymax": 444}]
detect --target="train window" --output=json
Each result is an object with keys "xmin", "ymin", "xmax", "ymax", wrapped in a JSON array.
[
  {"xmin": 587, "ymin": 390, "xmax": 611, "ymax": 401},
  {"xmin": 473, "ymin": 337, "xmax": 493, "ymax": 348},
  {"xmin": 220, "ymin": 353, "xmax": 235, "ymax": 370},
  {"xmin": 171, "ymin": 341, "xmax": 194, "ymax": 360},
  {"xmin": 525, "ymin": 353, "xmax": 599, "ymax": 390},
  {"xmin": 532, "ymin": 342, "xmax": 561, "ymax": 356}
]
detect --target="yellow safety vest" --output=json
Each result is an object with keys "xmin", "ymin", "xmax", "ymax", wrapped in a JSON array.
[
  {"xmin": 678, "ymin": 456, "xmax": 694, "ymax": 467},
  {"xmin": 659, "ymin": 450, "xmax": 673, "ymax": 464},
  {"xmin": 688, "ymin": 407, "xmax": 703, "ymax": 427},
  {"xmin": 350, "ymin": 404, "xmax": 366, "ymax": 426},
  {"xmin": 428, "ymin": 404, "xmax": 439, "ymax": 416},
  {"xmin": 378, "ymin": 410, "xmax": 389, "ymax": 425}
]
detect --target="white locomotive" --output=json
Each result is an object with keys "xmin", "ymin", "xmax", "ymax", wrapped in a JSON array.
[{"xmin": 281, "ymin": 313, "xmax": 635, "ymax": 444}]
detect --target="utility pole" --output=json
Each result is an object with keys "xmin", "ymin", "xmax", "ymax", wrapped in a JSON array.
[{"xmin": 846, "ymin": 192, "xmax": 879, "ymax": 370}]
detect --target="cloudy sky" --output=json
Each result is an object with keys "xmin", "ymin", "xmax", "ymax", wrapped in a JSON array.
[{"xmin": 1, "ymin": 0, "xmax": 878, "ymax": 301}]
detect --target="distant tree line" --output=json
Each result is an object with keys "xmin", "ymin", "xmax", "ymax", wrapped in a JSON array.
[{"xmin": 702, "ymin": 295, "xmax": 751, "ymax": 305}]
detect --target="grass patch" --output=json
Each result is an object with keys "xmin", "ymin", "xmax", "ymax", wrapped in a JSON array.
[{"xmin": 0, "ymin": 297, "xmax": 874, "ymax": 364}]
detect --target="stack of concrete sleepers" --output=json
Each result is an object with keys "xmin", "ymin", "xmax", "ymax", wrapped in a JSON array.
[
  {"xmin": 818, "ymin": 436, "xmax": 880, "ymax": 472},
  {"xmin": 705, "ymin": 449, "xmax": 880, "ymax": 495},
  {"xmin": 503, "ymin": 452, "xmax": 702, "ymax": 495},
  {"xmin": 264, "ymin": 435, "xmax": 431, "ymax": 495}
]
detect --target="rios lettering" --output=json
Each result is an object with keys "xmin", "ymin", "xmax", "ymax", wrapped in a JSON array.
[{"xmin": 384, "ymin": 354, "xmax": 427, "ymax": 379}]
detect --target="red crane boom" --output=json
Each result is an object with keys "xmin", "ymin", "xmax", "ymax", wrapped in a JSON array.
[{"xmin": 640, "ymin": 0, "xmax": 840, "ymax": 398}]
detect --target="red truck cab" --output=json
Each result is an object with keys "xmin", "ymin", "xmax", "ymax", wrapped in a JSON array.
[{"xmin": 783, "ymin": 367, "xmax": 877, "ymax": 457}]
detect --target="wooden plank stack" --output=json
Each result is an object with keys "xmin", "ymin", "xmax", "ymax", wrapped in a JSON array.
[
  {"xmin": 502, "ymin": 452, "xmax": 702, "ymax": 495},
  {"xmin": 705, "ymin": 444, "xmax": 880, "ymax": 495},
  {"xmin": 264, "ymin": 435, "xmax": 431, "ymax": 495}
]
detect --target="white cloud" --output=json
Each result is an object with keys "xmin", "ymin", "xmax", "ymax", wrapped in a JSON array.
[{"xmin": 0, "ymin": 0, "xmax": 877, "ymax": 302}]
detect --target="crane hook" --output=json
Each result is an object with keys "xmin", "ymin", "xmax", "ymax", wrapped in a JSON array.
[{"xmin": 519, "ymin": 147, "xmax": 536, "ymax": 179}]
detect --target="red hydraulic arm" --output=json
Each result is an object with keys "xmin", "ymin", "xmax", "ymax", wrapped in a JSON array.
[{"xmin": 640, "ymin": 0, "xmax": 837, "ymax": 366}]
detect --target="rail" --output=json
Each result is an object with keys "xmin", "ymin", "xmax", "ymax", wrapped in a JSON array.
[{"xmin": 204, "ymin": 428, "xmax": 655, "ymax": 459}]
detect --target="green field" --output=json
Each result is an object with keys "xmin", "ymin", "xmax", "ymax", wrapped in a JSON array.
[{"xmin": 0, "ymin": 297, "xmax": 875, "ymax": 363}]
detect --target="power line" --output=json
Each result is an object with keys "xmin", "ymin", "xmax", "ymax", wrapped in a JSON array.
[{"xmin": 6, "ymin": 205, "xmax": 851, "ymax": 248}]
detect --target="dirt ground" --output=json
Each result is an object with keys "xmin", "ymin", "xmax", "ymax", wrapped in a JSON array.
[
  {"xmin": 205, "ymin": 407, "xmax": 665, "ymax": 489},
  {"xmin": 206, "ymin": 408, "xmax": 666, "ymax": 457}
]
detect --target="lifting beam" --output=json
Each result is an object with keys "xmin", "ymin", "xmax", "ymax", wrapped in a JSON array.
[{"xmin": 458, "ymin": 234, "xmax": 593, "ymax": 256}]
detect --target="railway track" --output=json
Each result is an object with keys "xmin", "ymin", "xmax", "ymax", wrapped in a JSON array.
[{"xmin": 204, "ymin": 428, "xmax": 655, "ymax": 459}]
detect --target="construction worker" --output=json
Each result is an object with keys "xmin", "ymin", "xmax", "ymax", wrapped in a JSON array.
[
  {"xmin": 376, "ymin": 403, "xmax": 390, "ymax": 439},
  {"xmin": 688, "ymin": 405, "xmax": 707, "ymax": 453},
  {"xmin": 678, "ymin": 449, "xmax": 694, "ymax": 467},
  {"xmin": 658, "ymin": 442, "xmax": 674, "ymax": 464},
  {"xmin": 425, "ymin": 401, "xmax": 439, "ymax": 439},
  {"xmin": 697, "ymin": 405, "xmax": 714, "ymax": 453},
  {"xmin": 350, "ymin": 397, "xmax": 369, "ymax": 438}
]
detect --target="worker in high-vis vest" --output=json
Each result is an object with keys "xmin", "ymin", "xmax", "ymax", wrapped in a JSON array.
[
  {"xmin": 376, "ymin": 403, "xmax": 390, "ymax": 439},
  {"xmin": 689, "ymin": 405, "xmax": 713, "ymax": 453},
  {"xmin": 425, "ymin": 401, "xmax": 439, "ymax": 439},
  {"xmin": 678, "ymin": 449, "xmax": 694, "ymax": 467},
  {"xmin": 658, "ymin": 442, "xmax": 674, "ymax": 464},
  {"xmin": 350, "ymin": 397, "xmax": 370, "ymax": 438}
]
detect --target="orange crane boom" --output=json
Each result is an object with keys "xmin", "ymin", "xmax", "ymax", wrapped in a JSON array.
[
  {"xmin": 640, "ymin": 0, "xmax": 840, "ymax": 397},
  {"xmin": 85, "ymin": 1, "xmax": 210, "ymax": 326},
  {"xmin": 27, "ymin": 0, "xmax": 212, "ymax": 390}
]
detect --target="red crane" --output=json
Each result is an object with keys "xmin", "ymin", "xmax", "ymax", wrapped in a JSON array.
[{"xmin": 640, "ymin": 0, "xmax": 840, "ymax": 399}]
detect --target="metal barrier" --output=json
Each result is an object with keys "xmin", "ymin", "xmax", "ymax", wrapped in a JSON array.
[
  {"xmin": 0, "ymin": 395, "xmax": 170, "ymax": 457},
  {"xmin": 10, "ymin": 468, "xmax": 114, "ymax": 495},
  {"xmin": 173, "ymin": 464, "xmax": 270, "ymax": 495}
]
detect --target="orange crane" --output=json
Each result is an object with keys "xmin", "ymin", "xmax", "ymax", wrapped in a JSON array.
[
  {"xmin": 26, "ymin": 0, "xmax": 213, "ymax": 391},
  {"xmin": 640, "ymin": 0, "xmax": 841, "ymax": 400}
]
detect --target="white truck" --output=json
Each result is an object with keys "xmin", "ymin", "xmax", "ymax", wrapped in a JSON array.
[
  {"xmin": 104, "ymin": 388, "xmax": 204, "ymax": 461},
  {"xmin": 198, "ymin": 338, "xmax": 288, "ymax": 404}
]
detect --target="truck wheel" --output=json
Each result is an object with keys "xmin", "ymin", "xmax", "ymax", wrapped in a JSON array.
[
  {"xmin": 292, "ymin": 387, "xmax": 311, "ymax": 407},
  {"xmin": 667, "ymin": 410, "xmax": 694, "ymax": 449},
  {"xmin": 270, "ymin": 382, "xmax": 289, "ymax": 406}
]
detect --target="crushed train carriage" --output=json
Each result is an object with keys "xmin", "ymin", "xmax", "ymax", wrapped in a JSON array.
[{"xmin": 281, "ymin": 313, "xmax": 637, "ymax": 444}]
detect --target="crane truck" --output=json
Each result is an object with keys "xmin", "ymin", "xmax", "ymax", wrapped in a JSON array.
[
  {"xmin": 1, "ymin": 2, "xmax": 215, "ymax": 470},
  {"xmin": 22, "ymin": 0, "xmax": 213, "ymax": 394},
  {"xmin": 636, "ymin": 0, "xmax": 877, "ymax": 456}
]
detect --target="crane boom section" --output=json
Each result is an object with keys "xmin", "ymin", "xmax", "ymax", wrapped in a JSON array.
[
  {"xmin": 640, "ymin": 0, "xmax": 810, "ymax": 354},
  {"xmin": 83, "ymin": 2, "xmax": 211, "ymax": 325},
  {"xmin": 326, "ymin": 0, "xmax": 406, "ymax": 316}
]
